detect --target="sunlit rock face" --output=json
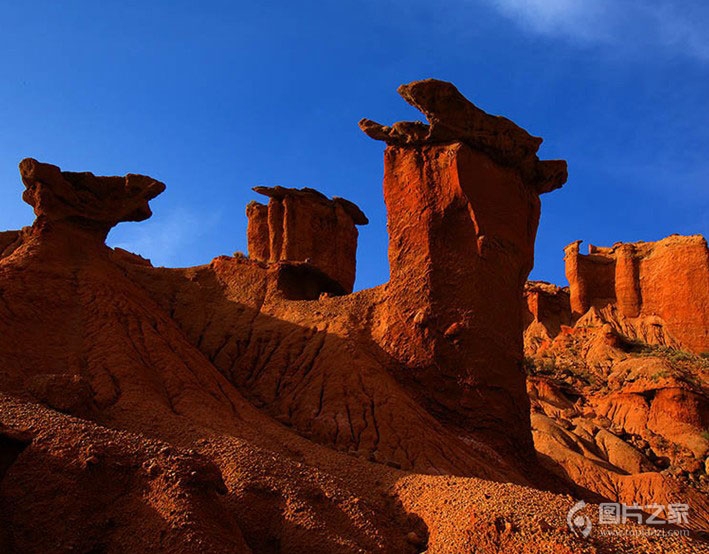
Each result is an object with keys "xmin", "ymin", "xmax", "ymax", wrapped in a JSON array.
[
  {"xmin": 564, "ymin": 235, "xmax": 709, "ymax": 354},
  {"xmin": 523, "ymin": 234, "xmax": 709, "ymax": 534},
  {"xmin": 246, "ymin": 185, "xmax": 367, "ymax": 294},
  {"xmin": 361, "ymin": 78, "xmax": 567, "ymax": 457}
]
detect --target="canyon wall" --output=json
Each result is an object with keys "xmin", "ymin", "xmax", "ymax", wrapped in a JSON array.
[{"xmin": 563, "ymin": 236, "xmax": 709, "ymax": 353}]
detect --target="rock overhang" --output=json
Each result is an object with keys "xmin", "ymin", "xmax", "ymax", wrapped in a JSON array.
[
  {"xmin": 359, "ymin": 78, "xmax": 568, "ymax": 194},
  {"xmin": 19, "ymin": 157, "xmax": 165, "ymax": 232}
]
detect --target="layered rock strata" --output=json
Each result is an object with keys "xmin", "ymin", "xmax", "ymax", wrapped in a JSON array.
[
  {"xmin": 361, "ymin": 78, "xmax": 568, "ymax": 455},
  {"xmin": 246, "ymin": 186, "xmax": 368, "ymax": 294}
]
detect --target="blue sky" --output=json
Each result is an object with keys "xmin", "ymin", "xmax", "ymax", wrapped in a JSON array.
[{"xmin": 1, "ymin": 1, "xmax": 707, "ymax": 290}]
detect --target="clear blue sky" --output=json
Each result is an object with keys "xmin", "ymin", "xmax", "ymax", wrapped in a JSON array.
[{"xmin": 1, "ymin": 1, "xmax": 707, "ymax": 290}]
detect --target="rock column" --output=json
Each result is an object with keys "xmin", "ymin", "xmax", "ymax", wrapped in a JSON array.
[
  {"xmin": 246, "ymin": 186, "xmax": 368, "ymax": 294},
  {"xmin": 614, "ymin": 243, "xmax": 641, "ymax": 318},
  {"xmin": 361, "ymin": 79, "xmax": 568, "ymax": 456}
]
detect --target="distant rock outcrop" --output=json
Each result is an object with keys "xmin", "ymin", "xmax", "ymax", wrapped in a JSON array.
[
  {"xmin": 523, "ymin": 235, "xmax": 709, "ymax": 532},
  {"xmin": 564, "ymin": 235, "xmax": 709, "ymax": 353},
  {"xmin": 524, "ymin": 281, "xmax": 572, "ymax": 333},
  {"xmin": 523, "ymin": 281, "xmax": 573, "ymax": 354}
]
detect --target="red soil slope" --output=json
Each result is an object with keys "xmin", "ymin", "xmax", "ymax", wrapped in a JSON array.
[{"xmin": 1, "ymin": 80, "xmax": 706, "ymax": 553}]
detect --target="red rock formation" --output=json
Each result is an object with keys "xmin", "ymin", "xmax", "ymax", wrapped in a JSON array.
[
  {"xmin": 2, "ymin": 83, "xmax": 707, "ymax": 552},
  {"xmin": 359, "ymin": 80, "xmax": 567, "ymax": 194},
  {"xmin": 19, "ymin": 157, "xmax": 165, "ymax": 238},
  {"xmin": 564, "ymin": 235, "xmax": 709, "ymax": 353},
  {"xmin": 245, "ymin": 201, "xmax": 269, "ymax": 261},
  {"xmin": 525, "ymin": 325, "xmax": 709, "ymax": 532},
  {"xmin": 524, "ymin": 281, "xmax": 573, "ymax": 355},
  {"xmin": 524, "ymin": 281, "xmax": 572, "ymax": 336},
  {"xmin": 246, "ymin": 186, "xmax": 368, "ymax": 294},
  {"xmin": 361, "ymin": 79, "xmax": 568, "ymax": 456},
  {"xmin": 614, "ymin": 242, "xmax": 642, "ymax": 318},
  {"xmin": 525, "ymin": 235, "xmax": 709, "ymax": 523},
  {"xmin": 564, "ymin": 241, "xmax": 616, "ymax": 317},
  {"xmin": 0, "ymin": 159, "xmax": 426, "ymax": 553}
]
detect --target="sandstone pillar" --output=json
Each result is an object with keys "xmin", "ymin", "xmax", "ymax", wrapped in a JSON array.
[
  {"xmin": 246, "ymin": 186, "xmax": 368, "ymax": 294},
  {"xmin": 614, "ymin": 243, "xmax": 641, "ymax": 318},
  {"xmin": 245, "ymin": 201, "xmax": 270, "ymax": 261},
  {"xmin": 361, "ymin": 79, "xmax": 568, "ymax": 456},
  {"xmin": 564, "ymin": 240, "xmax": 589, "ymax": 316}
]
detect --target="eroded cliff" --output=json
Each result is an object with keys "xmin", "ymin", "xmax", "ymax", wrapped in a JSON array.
[
  {"xmin": 523, "ymin": 237, "xmax": 709, "ymax": 536},
  {"xmin": 0, "ymin": 80, "xmax": 705, "ymax": 553}
]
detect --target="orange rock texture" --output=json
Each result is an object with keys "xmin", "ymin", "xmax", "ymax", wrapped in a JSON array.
[
  {"xmin": 246, "ymin": 186, "xmax": 368, "ymax": 294},
  {"xmin": 1, "ymin": 80, "xmax": 706, "ymax": 553},
  {"xmin": 564, "ymin": 236, "xmax": 709, "ymax": 353},
  {"xmin": 523, "ymin": 236, "xmax": 709, "ymax": 539},
  {"xmin": 524, "ymin": 325, "xmax": 709, "ymax": 536}
]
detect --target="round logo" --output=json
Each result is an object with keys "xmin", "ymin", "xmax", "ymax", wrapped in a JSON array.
[{"xmin": 567, "ymin": 500, "xmax": 592, "ymax": 538}]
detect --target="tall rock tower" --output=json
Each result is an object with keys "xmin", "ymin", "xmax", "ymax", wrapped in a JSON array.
[{"xmin": 361, "ymin": 80, "xmax": 568, "ymax": 455}]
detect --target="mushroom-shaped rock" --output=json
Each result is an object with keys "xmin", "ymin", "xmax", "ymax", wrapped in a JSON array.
[
  {"xmin": 246, "ymin": 186, "xmax": 367, "ymax": 294},
  {"xmin": 19, "ymin": 158, "xmax": 165, "ymax": 238}
]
